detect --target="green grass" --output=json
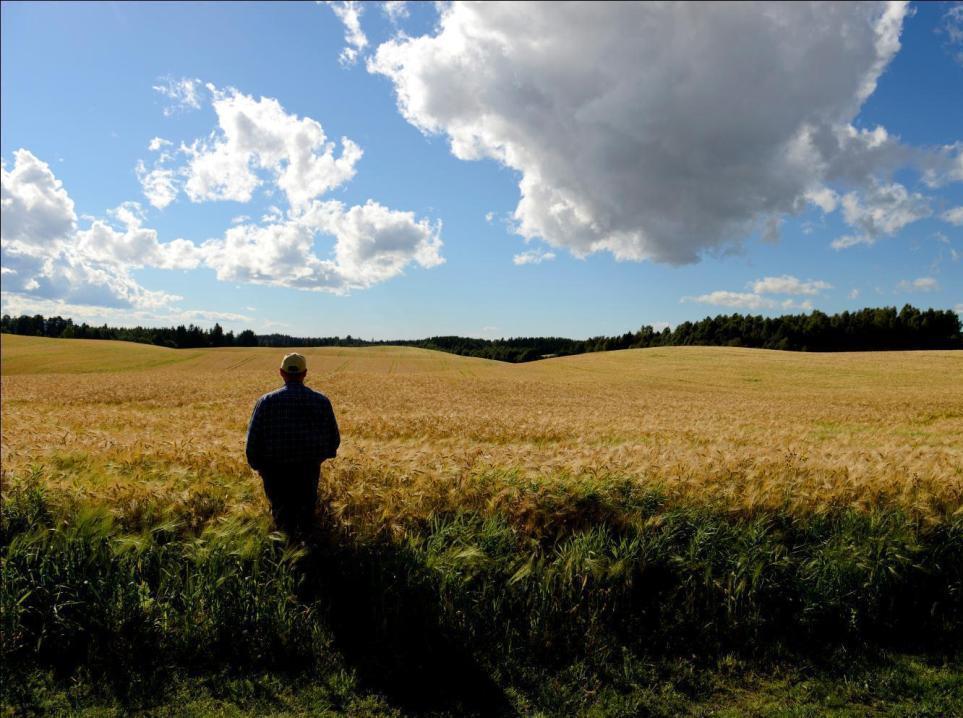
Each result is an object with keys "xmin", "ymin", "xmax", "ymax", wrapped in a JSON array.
[{"xmin": 2, "ymin": 477, "xmax": 961, "ymax": 716}]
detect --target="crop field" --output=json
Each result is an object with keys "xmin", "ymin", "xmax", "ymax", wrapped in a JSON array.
[{"xmin": 2, "ymin": 333, "xmax": 963, "ymax": 716}]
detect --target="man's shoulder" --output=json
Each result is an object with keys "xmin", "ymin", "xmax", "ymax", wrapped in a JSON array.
[
  {"xmin": 256, "ymin": 386, "xmax": 287, "ymax": 404},
  {"xmin": 259, "ymin": 384, "xmax": 330, "ymax": 404},
  {"xmin": 302, "ymin": 385, "xmax": 331, "ymax": 404}
]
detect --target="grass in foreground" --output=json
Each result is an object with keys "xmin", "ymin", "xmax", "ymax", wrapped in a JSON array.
[{"xmin": 2, "ymin": 478, "xmax": 960, "ymax": 716}]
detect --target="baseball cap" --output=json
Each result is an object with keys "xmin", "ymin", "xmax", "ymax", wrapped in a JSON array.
[{"xmin": 280, "ymin": 353, "xmax": 307, "ymax": 374}]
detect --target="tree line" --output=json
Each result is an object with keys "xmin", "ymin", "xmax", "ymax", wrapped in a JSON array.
[{"xmin": 1, "ymin": 305, "xmax": 960, "ymax": 361}]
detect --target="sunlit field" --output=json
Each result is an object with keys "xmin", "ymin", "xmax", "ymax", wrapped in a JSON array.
[
  {"xmin": 2, "ymin": 334, "xmax": 962, "ymax": 716},
  {"xmin": 3, "ymin": 334, "xmax": 962, "ymax": 527}
]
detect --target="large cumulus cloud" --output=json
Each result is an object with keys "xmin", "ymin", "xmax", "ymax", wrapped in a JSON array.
[{"xmin": 370, "ymin": 1, "xmax": 956, "ymax": 262}]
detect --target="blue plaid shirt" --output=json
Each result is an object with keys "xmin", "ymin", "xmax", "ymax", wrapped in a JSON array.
[{"xmin": 245, "ymin": 382, "xmax": 340, "ymax": 471}]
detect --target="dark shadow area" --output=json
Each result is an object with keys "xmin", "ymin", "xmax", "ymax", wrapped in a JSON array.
[{"xmin": 296, "ymin": 523, "xmax": 516, "ymax": 717}]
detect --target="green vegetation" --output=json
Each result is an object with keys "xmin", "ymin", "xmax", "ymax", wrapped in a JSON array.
[
  {"xmin": 3, "ymin": 477, "xmax": 961, "ymax": 716},
  {"xmin": 3, "ymin": 303, "xmax": 960, "ymax": 360}
]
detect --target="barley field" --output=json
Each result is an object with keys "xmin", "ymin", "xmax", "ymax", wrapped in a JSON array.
[
  {"xmin": 2, "ymin": 333, "xmax": 962, "ymax": 716},
  {"xmin": 3, "ymin": 334, "xmax": 962, "ymax": 528}
]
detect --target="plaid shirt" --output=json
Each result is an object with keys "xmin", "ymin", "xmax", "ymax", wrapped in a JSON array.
[{"xmin": 245, "ymin": 382, "xmax": 340, "ymax": 471}]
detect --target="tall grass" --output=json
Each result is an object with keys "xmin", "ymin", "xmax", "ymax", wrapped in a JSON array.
[{"xmin": 3, "ymin": 475, "xmax": 960, "ymax": 712}]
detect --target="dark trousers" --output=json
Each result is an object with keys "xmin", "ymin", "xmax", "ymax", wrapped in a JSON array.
[{"xmin": 259, "ymin": 463, "xmax": 321, "ymax": 536}]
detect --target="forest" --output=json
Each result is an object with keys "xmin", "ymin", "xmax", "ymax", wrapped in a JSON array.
[{"xmin": 2, "ymin": 305, "xmax": 960, "ymax": 361}]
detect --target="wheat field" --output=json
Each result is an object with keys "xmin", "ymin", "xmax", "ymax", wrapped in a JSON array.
[{"xmin": 3, "ymin": 333, "xmax": 961, "ymax": 532}]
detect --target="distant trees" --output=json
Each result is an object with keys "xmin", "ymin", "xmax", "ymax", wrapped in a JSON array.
[{"xmin": 2, "ymin": 305, "xmax": 960, "ymax": 359}]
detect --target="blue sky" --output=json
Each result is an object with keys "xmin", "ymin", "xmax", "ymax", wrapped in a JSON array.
[{"xmin": 1, "ymin": 1, "xmax": 961, "ymax": 339}]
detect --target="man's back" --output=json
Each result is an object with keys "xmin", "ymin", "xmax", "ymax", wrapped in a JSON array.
[{"xmin": 246, "ymin": 382, "xmax": 340, "ymax": 470}]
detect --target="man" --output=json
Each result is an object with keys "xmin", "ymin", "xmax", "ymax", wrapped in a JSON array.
[{"xmin": 246, "ymin": 352, "xmax": 340, "ymax": 535}]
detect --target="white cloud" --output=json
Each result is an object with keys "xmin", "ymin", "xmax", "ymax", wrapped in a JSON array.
[
  {"xmin": 939, "ymin": 4, "xmax": 963, "ymax": 67},
  {"xmin": 750, "ymin": 275, "xmax": 832, "ymax": 295},
  {"xmin": 0, "ymin": 292, "xmax": 251, "ymax": 328},
  {"xmin": 832, "ymin": 180, "xmax": 931, "ymax": 249},
  {"xmin": 369, "ymin": 2, "xmax": 943, "ymax": 264},
  {"xmin": 805, "ymin": 186, "xmax": 839, "ymax": 213},
  {"xmin": 682, "ymin": 291, "xmax": 776, "ymax": 311},
  {"xmin": 135, "ymin": 160, "xmax": 178, "ymax": 209},
  {"xmin": 513, "ymin": 248, "xmax": 556, "ymax": 265},
  {"xmin": 180, "ymin": 86, "xmax": 362, "ymax": 209},
  {"xmin": 2, "ymin": 150, "xmax": 187, "ymax": 310},
  {"xmin": 830, "ymin": 234, "xmax": 872, "ymax": 250},
  {"xmin": 381, "ymin": 1, "xmax": 408, "ymax": 24},
  {"xmin": 682, "ymin": 291, "xmax": 816, "ymax": 312},
  {"xmin": 943, "ymin": 206, "xmax": 963, "ymax": 226},
  {"xmin": 328, "ymin": 1, "xmax": 368, "ymax": 66},
  {"xmin": 484, "ymin": 211, "xmax": 494, "ymax": 223},
  {"xmin": 849, "ymin": 288, "xmax": 861, "ymax": 299},
  {"xmin": 897, "ymin": 277, "xmax": 939, "ymax": 293},
  {"xmin": 201, "ymin": 199, "xmax": 443, "ymax": 294},
  {"xmin": 1, "ymin": 148, "xmax": 76, "ymax": 245},
  {"xmin": 1, "ymin": 241, "xmax": 181, "ymax": 310},
  {"xmin": 148, "ymin": 137, "xmax": 173, "ymax": 152},
  {"xmin": 153, "ymin": 77, "xmax": 203, "ymax": 116},
  {"xmin": 131, "ymin": 83, "xmax": 444, "ymax": 294},
  {"xmin": 685, "ymin": 274, "xmax": 829, "ymax": 311},
  {"xmin": 76, "ymin": 202, "xmax": 202, "ymax": 270}
]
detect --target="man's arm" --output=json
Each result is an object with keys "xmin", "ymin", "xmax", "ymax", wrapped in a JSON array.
[
  {"xmin": 245, "ymin": 398, "xmax": 265, "ymax": 471},
  {"xmin": 321, "ymin": 398, "xmax": 340, "ymax": 461}
]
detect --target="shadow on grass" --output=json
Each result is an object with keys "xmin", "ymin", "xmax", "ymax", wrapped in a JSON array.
[{"xmin": 296, "ymin": 523, "xmax": 515, "ymax": 717}]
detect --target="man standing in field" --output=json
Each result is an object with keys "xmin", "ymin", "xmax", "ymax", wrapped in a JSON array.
[{"xmin": 246, "ymin": 353, "xmax": 340, "ymax": 536}]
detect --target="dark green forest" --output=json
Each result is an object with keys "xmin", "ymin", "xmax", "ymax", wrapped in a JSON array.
[{"xmin": 2, "ymin": 305, "xmax": 960, "ymax": 362}]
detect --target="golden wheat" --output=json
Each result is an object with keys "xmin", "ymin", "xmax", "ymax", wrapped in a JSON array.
[{"xmin": 2, "ymin": 334, "xmax": 961, "ymax": 533}]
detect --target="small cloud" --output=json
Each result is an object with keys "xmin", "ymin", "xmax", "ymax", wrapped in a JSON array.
[
  {"xmin": 513, "ymin": 248, "xmax": 556, "ymax": 265},
  {"xmin": 231, "ymin": 215, "xmax": 252, "ymax": 225},
  {"xmin": 681, "ymin": 291, "xmax": 775, "ymax": 311},
  {"xmin": 849, "ymin": 288, "xmax": 860, "ymax": 299},
  {"xmin": 261, "ymin": 206, "xmax": 284, "ymax": 224},
  {"xmin": 148, "ymin": 137, "xmax": 173, "ymax": 152},
  {"xmin": 833, "ymin": 181, "xmax": 932, "ymax": 250},
  {"xmin": 685, "ymin": 275, "xmax": 829, "ymax": 311},
  {"xmin": 153, "ymin": 77, "xmax": 203, "ymax": 116},
  {"xmin": 942, "ymin": 206, "xmax": 963, "ymax": 226},
  {"xmin": 805, "ymin": 186, "xmax": 839, "ymax": 213},
  {"xmin": 832, "ymin": 234, "xmax": 872, "ymax": 250},
  {"xmin": 327, "ymin": 1, "xmax": 368, "ymax": 67},
  {"xmin": 485, "ymin": 211, "xmax": 494, "ymax": 223},
  {"xmin": 749, "ymin": 275, "xmax": 831, "ymax": 296},
  {"xmin": 897, "ymin": 277, "xmax": 939, "ymax": 293},
  {"xmin": 136, "ymin": 161, "xmax": 178, "ymax": 210},
  {"xmin": 937, "ymin": 4, "xmax": 963, "ymax": 67},
  {"xmin": 381, "ymin": 1, "xmax": 408, "ymax": 24}
]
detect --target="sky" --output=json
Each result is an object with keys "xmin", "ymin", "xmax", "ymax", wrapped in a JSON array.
[{"xmin": 1, "ymin": 1, "xmax": 961, "ymax": 340}]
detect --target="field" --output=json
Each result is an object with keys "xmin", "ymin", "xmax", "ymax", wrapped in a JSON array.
[{"xmin": 2, "ymin": 334, "xmax": 963, "ymax": 716}]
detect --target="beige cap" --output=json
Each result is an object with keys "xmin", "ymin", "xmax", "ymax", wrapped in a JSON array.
[{"xmin": 280, "ymin": 353, "xmax": 307, "ymax": 374}]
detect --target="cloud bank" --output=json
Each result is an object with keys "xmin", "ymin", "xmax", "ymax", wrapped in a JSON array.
[
  {"xmin": 1, "ymin": 150, "xmax": 181, "ymax": 310},
  {"xmin": 2, "ymin": 80, "xmax": 445, "ymax": 315},
  {"xmin": 683, "ymin": 274, "xmax": 831, "ymax": 312}
]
